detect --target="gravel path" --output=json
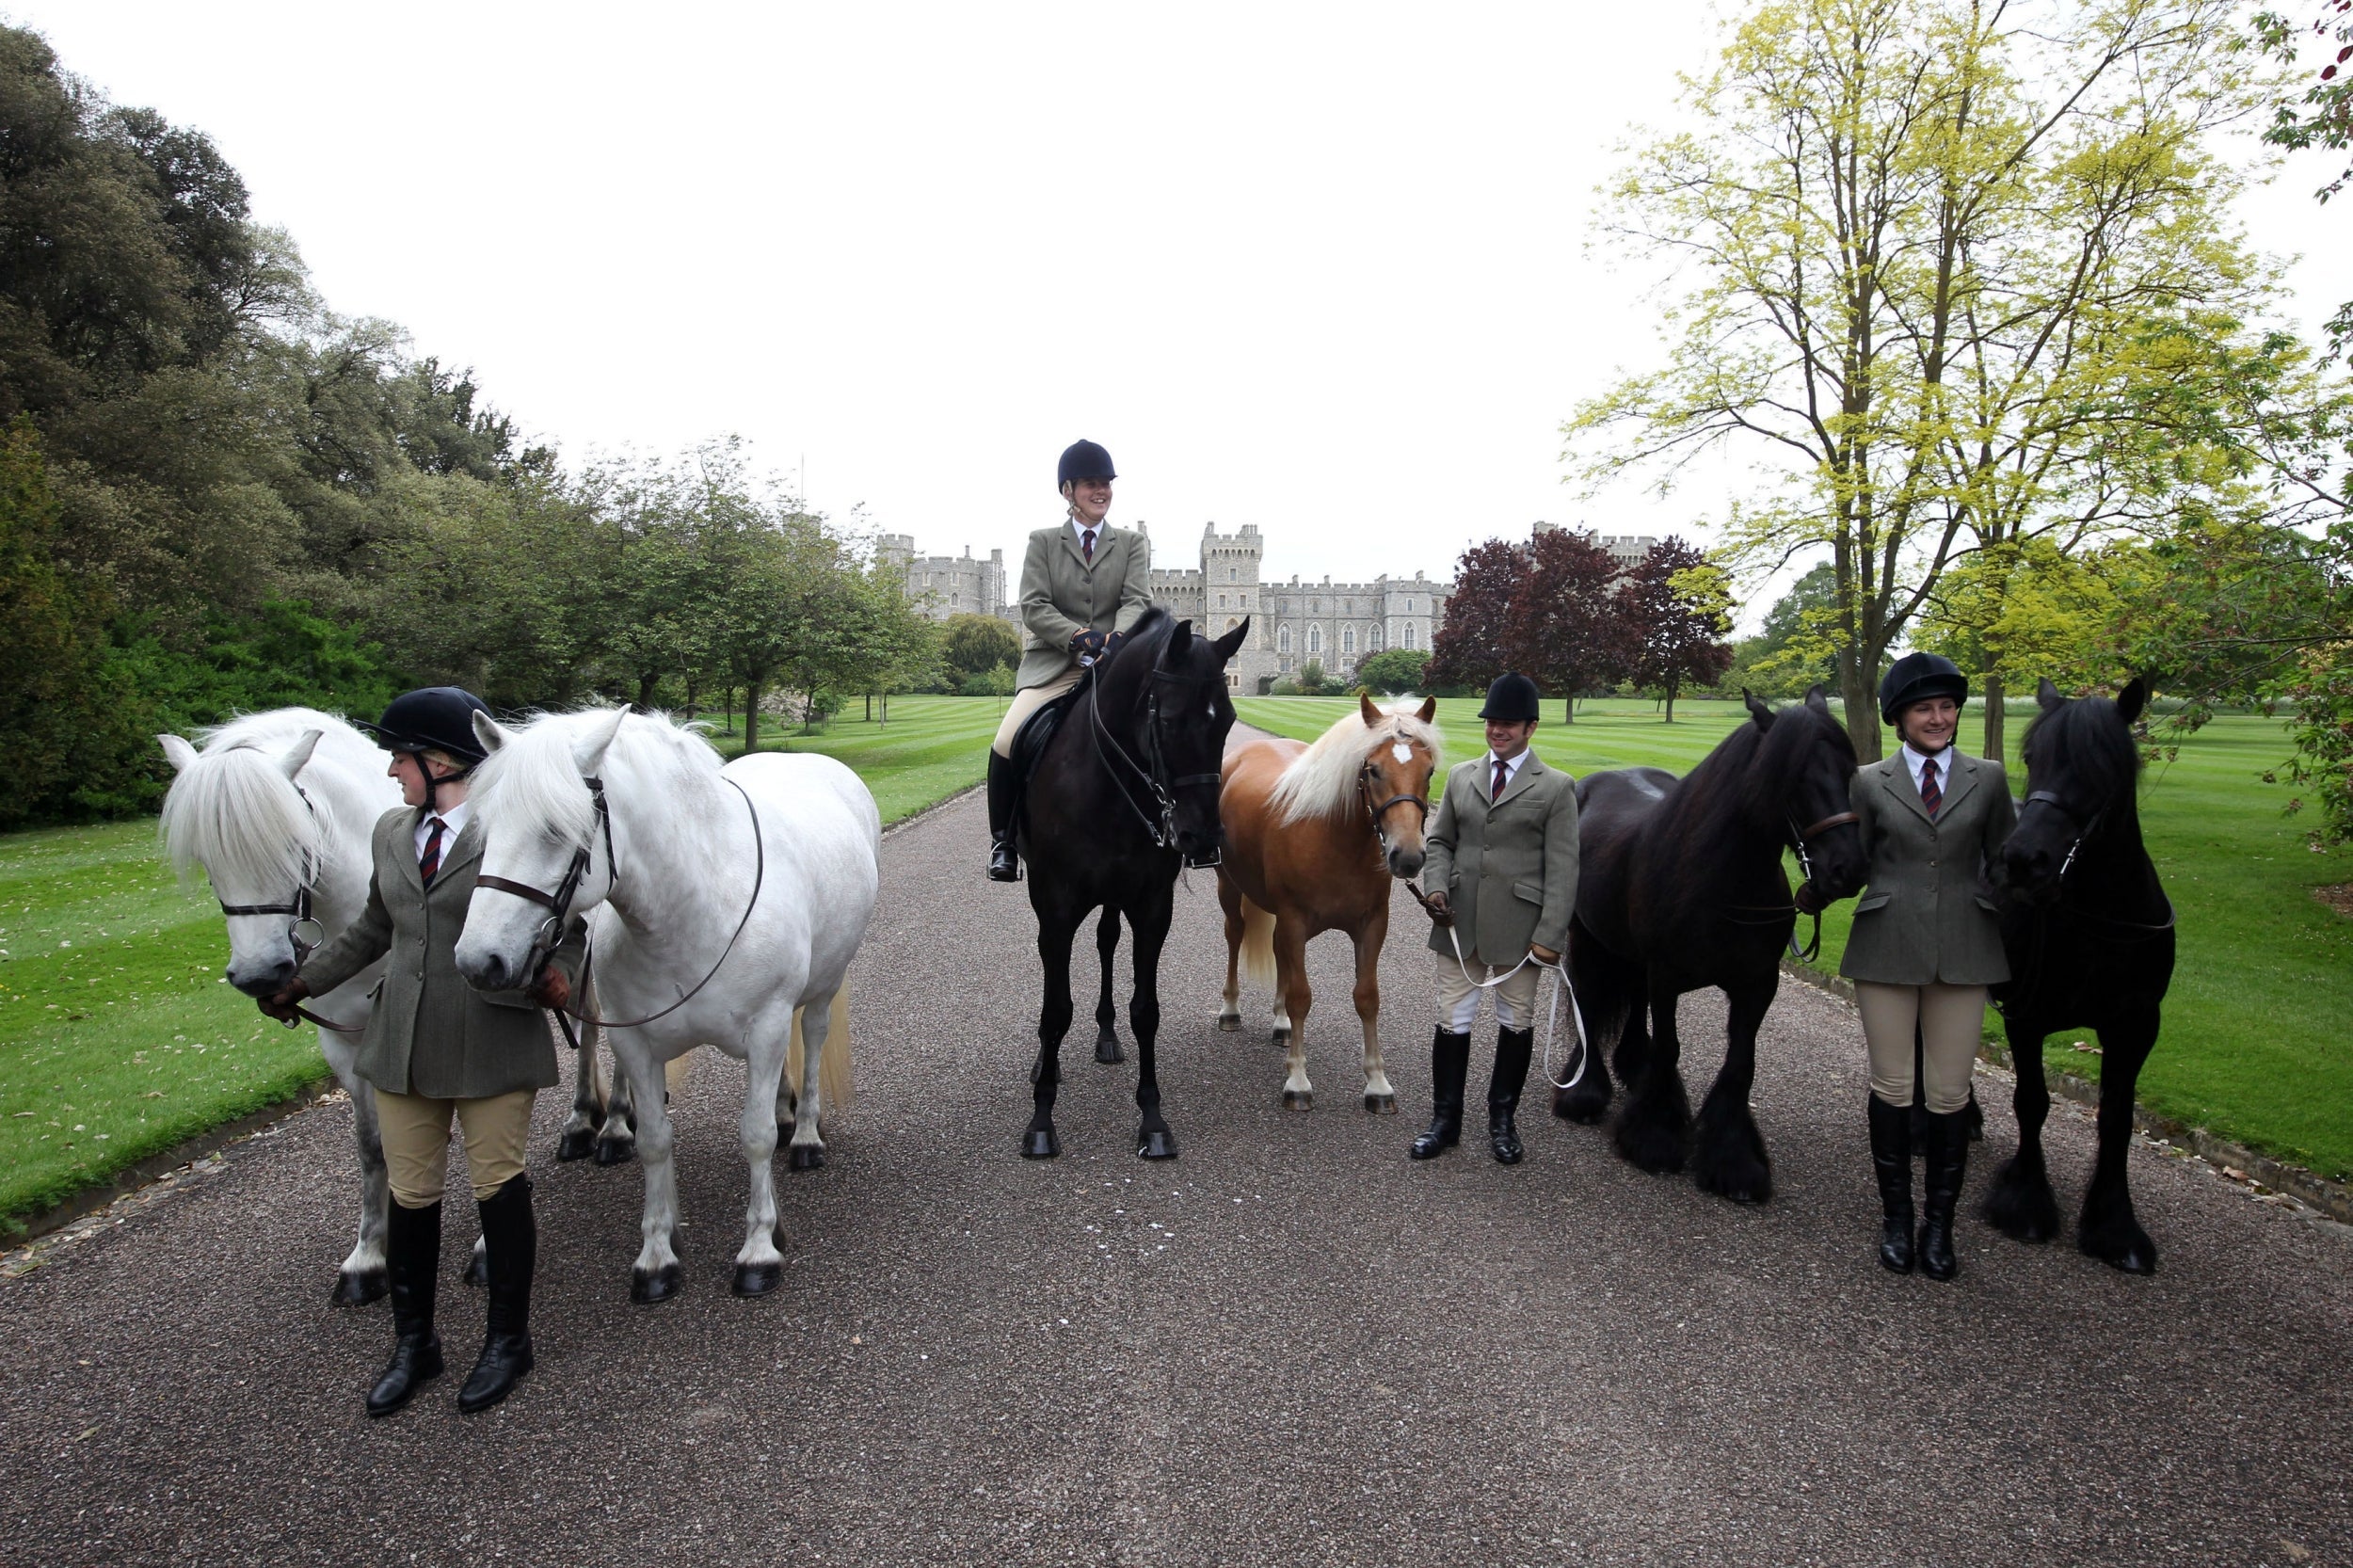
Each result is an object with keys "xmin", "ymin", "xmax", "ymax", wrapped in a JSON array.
[{"xmin": 3, "ymin": 788, "xmax": 2349, "ymax": 1567}]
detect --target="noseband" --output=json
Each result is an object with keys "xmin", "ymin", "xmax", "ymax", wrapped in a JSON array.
[
  {"xmin": 1358, "ymin": 758, "xmax": 1432, "ymax": 864},
  {"xmin": 474, "ymin": 775, "xmax": 618, "ymax": 983},
  {"xmin": 216, "ymin": 782, "xmax": 328, "ymax": 963},
  {"xmin": 1091, "ymin": 658, "xmax": 1229, "ymax": 866},
  {"xmin": 2020, "ymin": 789, "xmax": 2091, "ymax": 879}
]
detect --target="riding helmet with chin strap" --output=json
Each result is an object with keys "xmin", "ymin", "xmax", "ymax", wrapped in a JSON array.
[
  {"xmin": 360, "ymin": 687, "xmax": 492, "ymax": 810},
  {"xmin": 1878, "ymin": 652, "xmax": 1970, "ymax": 726},
  {"xmin": 1057, "ymin": 439, "xmax": 1116, "ymax": 489},
  {"xmin": 1477, "ymin": 672, "xmax": 1542, "ymax": 723}
]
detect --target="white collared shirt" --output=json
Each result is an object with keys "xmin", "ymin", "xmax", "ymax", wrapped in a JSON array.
[
  {"xmin": 1481, "ymin": 748, "xmax": 1532, "ymax": 797},
  {"xmin": 413, "ymin": 798, "xmax": 471, "ymax": 859},
  {"xmin": 1070, "ymin": 519, "xmax": 1103, "ymax": 560},
  {"xmin": 1899, "ymin": 742, "xmax": 1952, "ymax": 794}
]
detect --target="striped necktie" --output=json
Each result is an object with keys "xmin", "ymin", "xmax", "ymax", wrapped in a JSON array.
[
  {"xmin": 1918, "ymin": 758, "xmax": 1941, "ymax": 818},
  {"xmin": 1492, "ymin": 759, "xmax": 1509, "ymax": 804},
  {"xmin": 1081, "ymin": 528, "xmax": 1096, "ymax": 565},
  {"xmin": 420, "ymin": 816, "xmax": 446, "ymax": 887}
]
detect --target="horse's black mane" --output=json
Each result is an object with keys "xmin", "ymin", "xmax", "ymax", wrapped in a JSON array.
[
  {"xmin": 2023, "ymin": 692, "xmax": 2139, "ymax": 805},
  {"xmin": 1673, "ymin": 696, "xmax": 1854, "ymax": 847}
]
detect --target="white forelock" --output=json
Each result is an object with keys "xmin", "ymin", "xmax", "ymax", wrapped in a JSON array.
[
  {"xmin": 1265, "ymin": 699, "xmax": 1443, "ymax": 824},
  {"xmin": 471, "ymin": 707, "xmax": 721, "ymax": 847},
  {"xmin": 158, "ymin": 710, "xmax": 352, "ymax": 891}
]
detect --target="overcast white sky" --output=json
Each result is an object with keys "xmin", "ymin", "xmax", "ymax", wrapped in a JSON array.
[{"xmin": 12, "ymin": 2, "xmax": 2343, "ymax": 624}]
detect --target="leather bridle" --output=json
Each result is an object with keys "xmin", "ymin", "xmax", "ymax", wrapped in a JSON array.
[
  {"xmin": 1091, "ymin": 657, "xmax": 1229, "ymax": 866},
  {"xmin": 1357, "ymin": 757, "xmax": 1432, "ymax": 867}
]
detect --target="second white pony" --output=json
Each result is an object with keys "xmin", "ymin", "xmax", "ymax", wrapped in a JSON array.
[{"xmin": 455, "ymin": 708, "xmax": 878, "ymax": 1303}]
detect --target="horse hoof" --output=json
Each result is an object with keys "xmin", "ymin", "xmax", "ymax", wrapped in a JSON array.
[
  {"xmin": 1271, "ymin": 1029, "xmax": 1290, "ymax": 1048},
  {"xmin": 1553, "ymin": 1085, "xmax": 1610, "ymax": 1125},
  {"xmin": 1364, "ymin": 1093, "xmax": 1397, "ymax": 1115},
  {"xmin": 732, "ymin": 1260, "xmax": 783, "ymax": 1297},
  {"xmin": 1215, "ymin": 1013, "xmax": 1241, "ymax": 1033},
  {"xmin": 331, "ymin": 1269, "xmax": 387, "ymax": 1307},
  {"xmin": 773, "ymin": 1222, "xmax": 787, "ymax": 1251},
  {"xmin": 555, "ymin": 1126, "xmax": 599, "ymax": 1162},
  {"xmin": 1021, "ymin": 1128, "xmax": 1061, "ymax": 1160},
  {"xmin": 1281, "ymin": 1089, "xmax": 1313, "ymax": 1112},
  {"xmin": 1983, "ymin": 1163, "xmax": 2061, "ymax": 1242},
  {"xmin": 2081, "ymin": 1225, "xmax": 2158, "ymax": 1275},
  {"xmin": 594, "ymin": 1136, "xmax": 638, "ymax": 1168},
  {"xmin": 461, "ymin": 1249, "xmax": 489, "ymax": 1288},
  {"xmin": 1138, "ymin": 1128, "xmax": 1178, "ymax": 1160},
  {"xmin": 1095, "ymin": 1030, "xmax": 1124, "ymax": 1064},
  {"xmin": 631, "ymin": 1262, "xmax": 684, "ymax": 1305},
  {"xmin": 787, "ymin": 1144, "xmax": 825, "ymax": 1172}
]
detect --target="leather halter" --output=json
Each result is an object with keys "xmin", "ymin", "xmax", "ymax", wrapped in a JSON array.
[
  {"xmin": 2013, "ymin": 789, "xmax": 2174, "ymax": 935},
  {"xmin": 216, "ymin": 783, "xmax": 328, "ymax": 959},
  {"xmin": 1089, "ymin": 654, "xmax": 1228, "ymax": 866},
  {"xmin": 1357, "ymin": 753, "xmax": 1432, "ymax": 864}
]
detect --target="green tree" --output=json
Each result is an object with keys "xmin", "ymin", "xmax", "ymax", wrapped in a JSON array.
[
  {"xmin": 941, "ymin": 612, "xmax": 1020, "ymax": 681},
  {"xmin": 1353, "ymin": 647, "xmax": 1432, "ymax": 694}
]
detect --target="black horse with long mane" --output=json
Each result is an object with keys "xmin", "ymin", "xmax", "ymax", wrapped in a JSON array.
[
  {"xmin": 1554, "ymin": 688, "xmax": 1868, "ymax": 1201},
  {"xmin": 1982, "ymin": 677, "xmax": 2176, "ymax": 1273},
  {"xmin": 1013, "ymin": 607, "xmax": 1248, "ymax": 1160}
]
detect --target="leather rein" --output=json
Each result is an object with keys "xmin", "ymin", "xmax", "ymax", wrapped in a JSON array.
[
  {"xmin": 1723, "ymin": 808, "xmax": 1860, "ymax": 963},
  {"xmin": 1088, "ymin": 653, "xmax": 1228, "ymax": 866}
]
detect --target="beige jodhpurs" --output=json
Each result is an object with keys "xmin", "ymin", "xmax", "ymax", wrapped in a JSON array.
[
  {"xmin": 1855, "ymin": 981, "xmax": 1989, "ymax": 1114},
  {"xmin": 376, "ymin": 1086, "xmax": 535, "ymax": 1208},
  {"xmin": 991, "ymin": 665, "xmax": 1086, "ymax": 758},
  {"xmin": 1434, "ymin": 952, "xmax": 1541, "ymax": 1032}
]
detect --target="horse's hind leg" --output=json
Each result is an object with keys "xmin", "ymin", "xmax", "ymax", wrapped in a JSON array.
[
  {"xmin": 1023, "ymin": 909, "xmax": 1080, "ymax": 1158},
  {"xmin": 785, "ymin": 991, "xmax": 837, "ymax": 1172},
  {"xmin": 556, "ymin": 1015, "xmax": 606, "ymax": 1162},
  {"xmin": 330, "ymin": 1044, "xmax": 389, "ymax": 1306},
  {"xmin": 1094, "ymin": 909, "xmax": 1125, "ymax": 1064},
  {"xmin": 2077, "ymin": 1007, "xmax": 2160, "ymax": 1274},
  {"xmin": 1690, "ymin": 977, "xmax": 1774, "ymax": 1204},
  {"xmin": 1354, "ymin": 916, "xmax": 1396, "ymax": 1114},
  {"xmin": 1982, "ymin": 1011, "xmax": 2062, "ymax": 1244},
  {"xmin": 1613, "ymin": 977, "xmax": 1691, "ymax": 1174},
  {"xmin": 1216, "ymin": 872, "xmax": 1245, "ymax": 1034},
  {"xmin": 732, "ymin": 1022, "xmax": 795, "ymax": 1297},
  {"xmin": 1554, "ymin": 924, "xmax": 1623, "ymax": 1125},
  {"xmin": 617, "ymin": 1034, "xmax": 684, "ymax": 1304},
  {"xmin": 1128, "ymin": 887, "xmax": 1178, "ymax": 1160},
  {"xmin": 596, "ymin": 1036, "xmax": 641, "ymax": 1167}
]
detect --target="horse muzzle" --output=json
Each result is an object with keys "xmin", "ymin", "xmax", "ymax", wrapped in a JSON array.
[{"xmin": 227, "ymin": 958, "xmax": 296, "ymax": 999}]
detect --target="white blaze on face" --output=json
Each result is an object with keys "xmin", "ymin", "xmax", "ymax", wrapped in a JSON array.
[{"xmin": 1391, "ymin": 742, "xmax": 1412, "ymax": 765}]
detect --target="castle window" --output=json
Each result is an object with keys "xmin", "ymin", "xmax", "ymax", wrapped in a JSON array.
[
  {"xmin": 1226, "ymin": 617, "xmax": 1240, "ymax": 632},
  {"xmin": 1341, "ymin": 627, "xmax": 1355, "ymax": 654},
  {"xmin": 1228, "ymin": 567, "xmax": 1237, "ymax": 582},
  {"xmin": 1277, "ymin": 626, "xmax": 1291, "ymax": 653},
  {"xmin": 1369, "ymin": 627, "xmax": 1383, "ymax": 651},
  {"xmin": 1217, "ymin": 594, "xmax": 1226, "ymax": 609},
  {"xmin": 1404, "ymin": 624, "xmax": 1417, "ymax": 651},
  {"xmin": 1307, "ymin": 625, "xmax": 1323, "ymax": 654}
]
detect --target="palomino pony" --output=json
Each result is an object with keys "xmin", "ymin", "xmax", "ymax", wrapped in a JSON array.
[
  {"xmin": 1554, "ymin": 688, "xmax": 1868, "ymax": 1202},
  {"xmin": 1014, "ymin": 609, "xmax": 1249, "ymax": 1160},
  {"xmin": 456, "ymin": 708, "xmax": 875, "ymax": 1302},
  {"xmin": 1983, "ymin": 677, "xmax": 2176, "ymax": 1273},
  {"xmin": 1215, "ymin": 695, "xmax": 1442, "ymax": 1112},
  {"xmin": 159, "ymin": 712, "xmax": 403, "ymax": 1304}
]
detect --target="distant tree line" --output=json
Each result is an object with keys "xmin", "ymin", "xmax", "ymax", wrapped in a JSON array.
[{"xmin": 0, "ymin": 26, "xmax": 934, "ymax": 827}]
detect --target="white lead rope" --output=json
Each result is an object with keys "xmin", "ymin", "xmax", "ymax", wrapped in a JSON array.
[{"xmin": 1439, "ymin": 921, "xmax": 1592, "ymax": 1092}]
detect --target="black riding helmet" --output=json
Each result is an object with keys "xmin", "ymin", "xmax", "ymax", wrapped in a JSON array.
[
  {"xmin": 1057, "ymin": 439, "xmax": 1116, "ymax": 489},
  {"xmin": 359, "ymin": 687, "xmax": 491, "ymax": 811},
  {"xmin": 1878, "ymin": 652, "xmax": 1969, "ymax": 725},
  {"xmin": 1478, "ymin": 672, "xmax": 1542, "ymax": 723}
]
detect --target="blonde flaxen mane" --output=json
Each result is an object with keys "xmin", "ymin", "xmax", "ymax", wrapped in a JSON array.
[{"xmin": 1265, "ymin": 699, "xmax": 1443, "ymax": 825}]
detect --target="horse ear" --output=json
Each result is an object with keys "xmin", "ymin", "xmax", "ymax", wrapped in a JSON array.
[
  {"xmin": 1416, "ymin": 696, "xmax": 1437, "ymax": 724},
  {"xmin": 472, "ymin": 710, "xmax": 510, "ymax": 755},
  {"xmin": 2037, "ymin": 677, "xmax": 2064, "ymax": 712},
  {"xmin": 279, "ymin": 728, "xmax": 324, "ymax": 781},
  {"xmin": 571, "ymin": 709, "xmax": 628, "ymax": 775},
  {"xmin": 1803, "ymin": 684, "xmax": 1831, "ymax": 716},
  {"xmin": 159, "ymin": 734, "xmax": 200, "ymax": 774},
  {"xmin": 1359, "ymin": 692, "xmax": 1383, "ymax": 727},
  {"xmin": 1168, "ymin": 619, "xmax": 1193, "ymax": 659},
  {"xmin": 2116, "ymin": 676, "xmax": 2149, "ymax": 723},
  {"xmin": 1212, "ymin": 616, "xmax": 1250, "ymax": 663},
  {"xmin": 1743, "ymin": 689, "xmax": 1774, "ymax": 729}
]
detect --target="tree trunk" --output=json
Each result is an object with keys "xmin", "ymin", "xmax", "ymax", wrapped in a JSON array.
[
  {"xmin": 1841, "ymin": 655, "xmax": 1882, "ymax": 762},
  {"xmin": 1561, "ymin": 696, "xmax": 1575, "ymax": 725},
  {"xmin": 635, "ymin": 672, "xmax": 659, "ymax": 712},
  {"xmin": 1664, "ymin": 676, "xmax": 1679, "ymax": 724},
  {"xmin": 864, "ymin": 694, "xmax": 872, "ymax": 721},
  {"xmin": 1981, "ymin": 670, "xmax": 2006, "ymax": 764},
  {"xmin": 683, "ymin": 676, "xmax": 698, "ymax": 723},
  {"xmin": 744, "ymin": 676, "xmax": 764, "ymax": 753}
]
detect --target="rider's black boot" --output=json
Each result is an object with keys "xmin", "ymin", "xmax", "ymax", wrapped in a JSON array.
[
  {"xmin": 1867, "ymin": 1094, "xmax": 1914, "ymax": 1274},
  {"xmin": 366, "ymin": 1199, "xmax": 444, "ymax": 1417},
  {"xmin": 1917, "ymin": 1109, "xmax": 1970, "ymax": 1283},
  {"xmin": 457, "ymin": 1175, "xmax": 536, "ymax": 1414},
  {"xmin": 986, "ymin": 750, "xmax": 1022, "ymax": 882},
  {"xmin": 1488, "ymin": 1026, "xmax": 1534, "ymax": 1164},
  {"xmin": 1410, "ymin": 1027, "xmax": 1471, "ymax": 1160}
]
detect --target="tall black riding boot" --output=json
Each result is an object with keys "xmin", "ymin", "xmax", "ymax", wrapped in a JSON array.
[
  {"xmin": 366, "ymin": 1199, "xmax": 444, "ymax": 1417},
  {"xmin": 1410, "ymin": 1027, "xmax": 1471, "ymax": 1160},
  {"xmin": 986, "ymin": 751, "xmax": 1023, "ymax": 882},
  {"xmin": 1488, "ymin": 1026, "xmax": 1535, "ymax": 1164},
  {"xmin": 1866, "ymin": 1095, "xmax": 1914, "ymax": 1274},
  {"xmin": 1917, "ymin": 1109, "xmax": 1970, "ymax": 1283},
  {"xmin": 458, "ymin": 1175, "xmax": 536, "ymax": 1414}
]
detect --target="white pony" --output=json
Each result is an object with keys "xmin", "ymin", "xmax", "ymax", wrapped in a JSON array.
[
  {"xmin": 456, "ymin": 708, "xmax": 877, "ymax": 1302},
  {"xmin": 159, "ymin": 711, "xmax": 404, "ymax": 1303}
]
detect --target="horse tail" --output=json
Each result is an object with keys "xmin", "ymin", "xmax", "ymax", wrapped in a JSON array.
[
  {"xmin": 787, "ymin": 985, "xmax": 856, "ymax": 1112},
  {"xmin": 1239, "ymin": 897, "xmax": 1277, "ymax": 992}
]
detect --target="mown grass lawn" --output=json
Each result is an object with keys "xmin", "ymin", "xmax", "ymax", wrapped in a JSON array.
[
  {"xmin": 0, "ymin": 696, "xmax": 1007, "ymax": 1232},
  {"xmin": 1236, "ymin": 695, "xmax": 2353, "ymax": 1178}
]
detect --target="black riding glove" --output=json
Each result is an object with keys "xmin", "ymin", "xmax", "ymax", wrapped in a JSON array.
[
  {"xmin": 1101, "ymin": 631, "xmax": 1125, "ymax": 660},
  {"xmin": 1069, "ymin": 629, "xmax": 1108, "ymax": 661}
]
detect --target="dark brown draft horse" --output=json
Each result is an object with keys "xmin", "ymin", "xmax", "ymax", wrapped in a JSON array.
[
  {"xmin": 1554, "ymin": 688, "xmax": 1868, "ymax": 1201},
  {"xmin": 1984, "ymin": 677, "xmax": 2175, "ymax": 1273},
  {"xmin": 1214, "ymin": 695, "xmax": 1443, "ymax": 1111}
]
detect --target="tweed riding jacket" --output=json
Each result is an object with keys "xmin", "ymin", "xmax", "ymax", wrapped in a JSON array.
[
  {"xmin": 1837, "ymin": 750, "xmax": 2017, "ymax": 987},
  {"xmin": 1014, "ymin": 523, "xmax": 1154, "ymax": 691},
  {"xmin": 1421, "ymin": 752, "xmax": 1580, "ymax": 966}
]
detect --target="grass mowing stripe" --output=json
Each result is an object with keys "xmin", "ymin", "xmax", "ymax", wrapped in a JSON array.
[{"xmin": 1236, "ymin": 696, "xmax": 2353, "ymax": 1177}]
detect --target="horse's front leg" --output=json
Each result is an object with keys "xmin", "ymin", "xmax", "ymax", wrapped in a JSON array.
[
  {"xmin": 617, "ymin": 1032, "xmax": 684, "ymax": 1304},
  {"xmin": 1093, "ymin": 909, "xmax": 1125, "ymax": 1064},
  {"xmin": 1024, "ymin": 910, "xmax": 1080, "ymax": 1158},
  {"xmin": 1690, "ymin": 974, "xmax": 1774, "ymax": 1204},
  {"xmin": 596, "ymin": 1020, "xmax": 640, "ymax": 1166},
  {"xmin": 1353, "ymin": 915, "xmax": 1395, "ymax": 1113},
  {"xmin": 733, "ymin": 1018, "xmax": 794, "ymax": 1297},
  {"xmin": 1613, "ymin": 974, "xmax": 1691, "ymax": 1174},
  {"xmin": 1216, "ymin": 872, "xmax": 1245, "ymax": 1034},
  {"xmin": 328, "ymin": 1034, "xmax": 390, "ymax": 1306},
  {"xmin": 1274, "ymin": 916, "xmax": 1315, "ymax": 1111},
  {"xmin": 1128, "ymin": 887, "xmax": 1177, "ymax": 1160},
  {"xmin": 1552, "ymin": 923, "xmax": 1621, "ymax": 1125},
  {"xmin": 2078, "ymin": 1005, "xmax": 2161, "ymax": 1274},
  {"xmin": 1982, "ymin": 1009, "xmax": 2061, "ymax": 1243},
  {"xmin": 556, "ymin": 1013, "xmax": 606, "ymax": 1162}
]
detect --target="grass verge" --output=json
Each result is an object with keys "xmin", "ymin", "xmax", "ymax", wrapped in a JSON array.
[{"xmin": 1235, "ymin": 695, "xmax": 2353, "ymax": 1178}]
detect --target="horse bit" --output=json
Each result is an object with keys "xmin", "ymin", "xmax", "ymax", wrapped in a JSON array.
[
  {"xmin": 1770, "ymin": 808, "xmax": 1859, "ymax": 962},
  {"xmin": 1091, "ymin": 660, "xmax": 1227, "ymax": 866}
]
